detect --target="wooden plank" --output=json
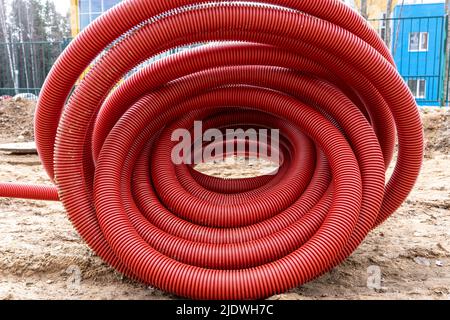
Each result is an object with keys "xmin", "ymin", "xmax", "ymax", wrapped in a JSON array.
[{"xmin": 0, "ymin": 142, "xmax": 37, "ymax": 155}]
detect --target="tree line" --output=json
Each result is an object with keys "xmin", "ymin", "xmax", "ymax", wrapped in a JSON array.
[{"xmin": 0, "ymin": 0, "xmax": 70, "ymax": 95}]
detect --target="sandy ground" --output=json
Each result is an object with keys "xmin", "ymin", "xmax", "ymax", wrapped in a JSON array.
[{"xmin": 0, "ymin": 102, "xmax": 449, "ymax": 300}]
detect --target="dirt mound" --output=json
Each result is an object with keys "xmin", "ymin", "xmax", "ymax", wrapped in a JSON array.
[
  {"xmin": 0, "ymin": 99, "xmax": 36, "ymax": 144},
  {"xmin": 422, "ymin": 109, "xmax": 450, "ymax": 158}
]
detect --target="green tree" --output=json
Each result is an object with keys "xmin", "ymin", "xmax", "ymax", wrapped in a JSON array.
[
  {"xmin": 0, "ymin": 0, "xmax": 17, "ymax": 93},
  {"xmin": 2, "ymin": 0, "xmax": 70, "ymax": 94}
]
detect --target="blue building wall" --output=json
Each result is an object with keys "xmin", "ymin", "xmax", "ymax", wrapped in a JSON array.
[{"xmin": 392, "ymin": 3, "xmax": 447, "ymax": 106}]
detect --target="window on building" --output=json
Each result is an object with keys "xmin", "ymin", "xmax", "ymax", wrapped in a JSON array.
[
  {"xmin": 91, "ymin": 1, "xmax": 102, "ymax": 13},
  {"xmin": 79, "ymin": 0, "xmax": 90, "ymax": 13},
  {"xmin": 407, "ymin": 79, "xmax": 426, "ymax": 99},
  {"xmin": 79, "ymin": 0, "xmax": 122, "ymax": 31},
  {"xmin": 104, "ymin": 0, "xmax": 118, "ymax": 10},
  {"xmin": 409, "ymin": 32, "xmax": 428, "ymax": 52}
]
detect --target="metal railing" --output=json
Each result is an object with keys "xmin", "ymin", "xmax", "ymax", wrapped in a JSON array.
[{"xmin": 0, "ymin": 39, "xmax": 71, "ymax": 98}]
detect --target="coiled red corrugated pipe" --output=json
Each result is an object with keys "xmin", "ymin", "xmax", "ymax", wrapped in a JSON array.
[{"xmin": 0, "ymin": 0, "xmax": 423, "ymax": 299}]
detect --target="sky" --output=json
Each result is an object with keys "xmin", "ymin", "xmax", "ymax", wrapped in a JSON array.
[{"xmin": 53, "ymin": 0, "xmax": 71, "ymax": 15}]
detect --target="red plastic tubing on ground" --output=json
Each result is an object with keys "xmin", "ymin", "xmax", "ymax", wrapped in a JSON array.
[{"xmin": 0, "ymin": 0, "xmax": 423, "ymax": 299}]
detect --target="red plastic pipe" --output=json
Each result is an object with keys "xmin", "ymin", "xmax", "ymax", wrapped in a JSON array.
[{"xmin": 0, "ymin": 0, "xmax": 423, "ymax": 299}]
